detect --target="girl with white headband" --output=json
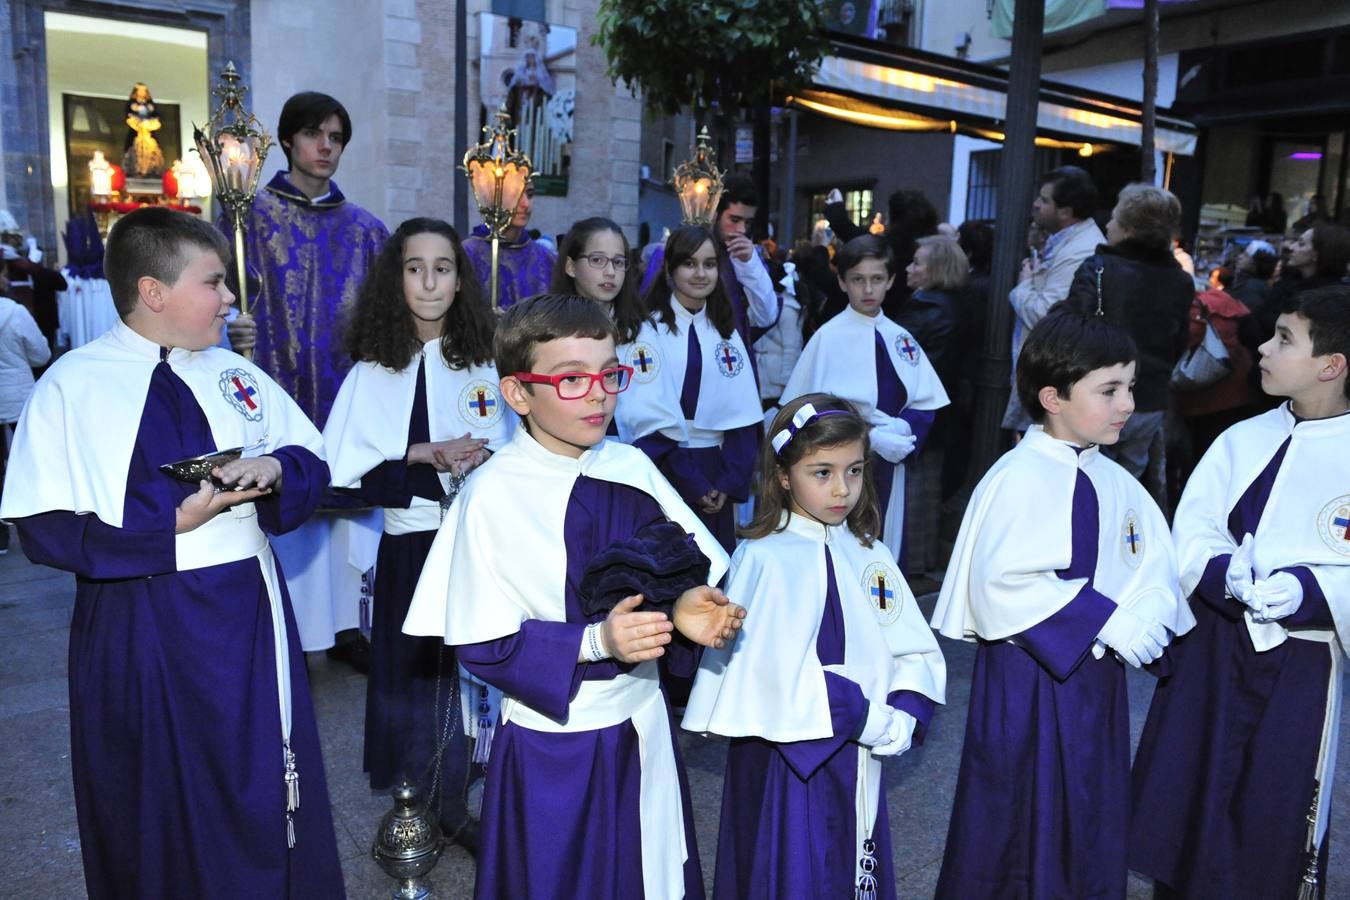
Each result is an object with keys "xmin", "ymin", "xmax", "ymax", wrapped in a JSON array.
[{"xmin": 684, "ymin": 392, "xmax": 946, "ymax": 899}]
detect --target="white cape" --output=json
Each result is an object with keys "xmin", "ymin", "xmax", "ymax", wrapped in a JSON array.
[
  {"xmin": 403, "ymin": 423, "xmax": 729, "ymax": 649},
  {"xmin": 932, "ymin": 426, "xmax": 1191, "ymax": 642},
  {"xmin": 684, "ymin": 512, "xmax": 945, "ymax": 890},
  {"xmin": 684, "ymin": 513, "xmax": 945, "ymax": 740},
  {"xmin": 615, "ymin": 300, "xmax": 762, "ymax": 443},
  {"xmin": 782, "ymin": 305, "xmax": 951, "ymax": 563},
  {"xmin": 2, "ymin": 320, "xmax": 323, "ymax": 527},
  {"xmin": 323, "ymin": 340, "xmax": 514, "ymax": 495},
  {"xmin": 782, "ymin": 305, "xmax": 949, "ymax": 419},
  {"xmin": 1173, "ymin": 404, "xmax": 1350, "ymax": 652}
]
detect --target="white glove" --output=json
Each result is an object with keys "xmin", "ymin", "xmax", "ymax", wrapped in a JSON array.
[
  {"xmin": 1248, "ymin": 572, "xmax": 1304, "ymax": 623},
  {"xmin": 0, "ymin": 243, "xmax": 17, "ymax": 261},
  {"xmin": 870, "ymin": 428, "xmax": 915, "ymax": 463},
  {"xmin": 1225, "ymin": 534, "xmax": 1256, "ymax": 606},
  {"xmin": 858, "ymin": 701, "xmax": 895, "ymax": 747},
  {"xmin": 871, "ymin": 711, "xmax": 916, "ymax": 758},
  {"xmin": 1097, "ymin": 605, "xmax": 1169, "ymax": 668},
  {"xmin": 24, "ymin": 236, "xmax": 41, "ymax": 264}
]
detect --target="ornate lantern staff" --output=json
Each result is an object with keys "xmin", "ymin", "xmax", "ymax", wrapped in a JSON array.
[
  {"xmin": 672, "ymin": 127, "xmax": 725, "ymax": 227},
  {"xmin": 462, "ymin": 107, "xmax": 533, "ymax": 309},
  {"xmin": 193, "ymin": 62, "xmax": 273, "ymax": 325}
]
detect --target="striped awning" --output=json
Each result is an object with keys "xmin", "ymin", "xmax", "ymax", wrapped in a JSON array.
[{"xmin": 796, "ymin": 39, "xmax": 1198, "ymax": 156}]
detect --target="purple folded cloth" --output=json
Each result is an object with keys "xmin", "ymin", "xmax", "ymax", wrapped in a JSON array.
[{"xmin": 579, "ymin": 519, "xmax": 711, "ymax": 617}]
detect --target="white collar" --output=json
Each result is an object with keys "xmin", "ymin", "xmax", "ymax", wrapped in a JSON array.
[
  {"xmin": 508, "ymin": 421, "xmax": 601, "ymax": 475},
  {"xmin": 841, "ymin": 305, "xmax": 884, "ymax": 329},
  {"xmin": 109, "ymin": 320, "xmax": 197, "ymax": 365},
  {"xmin": 1022, "ymin": 424, "xmax": 1102, "ymax": 468}
]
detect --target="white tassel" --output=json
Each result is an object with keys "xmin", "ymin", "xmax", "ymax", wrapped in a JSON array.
[
  {"xmin": 473, "ymin": 684, "xmax": 496, "ymax": 765},
  {"xmin": 283, "ymin": 741, "xmax": 299, "ymax": 848},
  {"xmin": 856, "ymin": 838, "xmax": 878, "ymax": 900}
]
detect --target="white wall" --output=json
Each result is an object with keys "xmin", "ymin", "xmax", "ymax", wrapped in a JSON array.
[
  {"xmin": 249, "ymin": 0, "xmax": 390, "ymax": 225},
  {"xmin": 43, "ymin": 12, "xmax": 209, "ymax": 261}
]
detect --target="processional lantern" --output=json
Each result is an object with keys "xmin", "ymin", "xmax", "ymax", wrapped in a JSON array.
[
  {"xmin": 462, "ymin": 107, "xmax": 533, "ymax": 310},
  {"xmin": 193, "ymin": 61, "xmax": 273, "ymax": 321},
  {"xmin": 672, "ymin": 127, "xmax": 725, "ymax": 227}
]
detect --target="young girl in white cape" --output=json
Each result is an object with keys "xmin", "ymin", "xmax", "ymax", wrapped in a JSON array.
[
  {"xmin": 322, "ymin": 217, "xmax": 513, "ymax": 847},
  {"xmin": 683, "ymin": 393, "xmax": 946, "ymax": 900}
]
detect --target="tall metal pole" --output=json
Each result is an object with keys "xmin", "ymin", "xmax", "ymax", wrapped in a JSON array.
[
  {"xmin": 453, "ymin": 0, "xmax": 469, "ymax": 234},
  {"xmin": 1141, "ymin": 0, "xmax": 1159, "ymax": 183},
  {"xmin": 967, "ymin": 0, "xmax": 1044, "ymax": 483}
]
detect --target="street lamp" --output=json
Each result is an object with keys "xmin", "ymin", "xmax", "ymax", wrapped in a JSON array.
[
  {"xmin": 672, "ymin": 127, "xmax": 724, "ymax": 227},
  {"xmin": 462, "ymin": 106, "xmax": 532, "ymax": 309},
  {"xmin": 193, "ymin": 61, "xmax": 273, "ymax": 325}
]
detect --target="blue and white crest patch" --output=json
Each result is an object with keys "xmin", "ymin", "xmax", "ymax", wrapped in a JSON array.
[
  {"xmin": 459, "ymin": 380, "xmax": 504, "ymax": 427},
  {"xmin": 1120, "ymin": 509, "xmax": 1144, "ymax": 567},
  {"xmin": 219, "ymin": 368, "xmax": 264, "ymax": 422},
  {"xmin": 712, "ymin": 340, "xmax": 744, "ymax": 378},
  {"xmin": 861, "ymin": 560, "xmax": 904, "ymax": 625},
  {"xmin": 1319, "ymin": 496, "xmax": 1350, "ymax": 557},
  {"xmin": 894, "ymin": 332, "xmax": 922, "ymax": 366},
  {"xmin": 626, "ymin": 342, "xmax": 661, "ymax": 384}
]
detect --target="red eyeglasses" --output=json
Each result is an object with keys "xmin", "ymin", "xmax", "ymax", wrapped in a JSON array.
[{"xmin": 511, "ymin": 366, "xmax": 634, "ymax": 399}]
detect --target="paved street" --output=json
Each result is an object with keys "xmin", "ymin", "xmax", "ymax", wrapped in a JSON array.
[{"xmin": 3, "ymin": 543, "xmax": 1350, "ymax": 899}]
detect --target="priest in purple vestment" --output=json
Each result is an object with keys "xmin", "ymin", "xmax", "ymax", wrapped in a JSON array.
[
  {"xmin": 224, "ymin": 91, "xmax": 389, "ymax": 430},
  {"xmin": 223, "ymin": 91, "xmax": 390, "ymax": 659},
  {"xmin": 1, "ymin": 208, "xmax": 345, "ymax": 898},
  {"xmin": 463, "ymin": 182, "xmax": 555, "ymax": 310}
]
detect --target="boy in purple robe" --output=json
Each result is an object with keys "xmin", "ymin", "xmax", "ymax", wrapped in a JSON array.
[
  {"xmin": 463, "ymin": 182, "xmax": 555, "ymax": 310},
  {"xmin": 931, "ymin": 310, "xmax": 1192, "ymax": 899},
  {"xmin": 1129, "ymin": 286, "xmax": 1350, "ymax": 899},
  {"xmin": 0, "ymin": 207, "xmax": 344, "ymax": 898},
  {"xmin": 403, "ymin": 293, "xmax": 747, "ymax": 898}
]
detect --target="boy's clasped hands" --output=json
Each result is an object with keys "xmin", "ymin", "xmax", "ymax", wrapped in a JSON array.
[
  {"xmin": 1226, "ymin": 533, "xmax": 1304, "ymax": 623},
  {"xmin": 175, "ymin": 456, "xmax": 283, "ymax": 534},
  {"xmin": 588, "ymin": 587, "xmax": 746, "ymax": 664}
]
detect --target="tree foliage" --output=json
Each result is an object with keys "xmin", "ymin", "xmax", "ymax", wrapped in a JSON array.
[{"xmin": 594, "ymin": 0, "xmax": 831, "ymax": 116}]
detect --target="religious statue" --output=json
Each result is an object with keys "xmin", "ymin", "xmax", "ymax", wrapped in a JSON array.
[{"xmin": 123, "ymin": 82, "xmax": 165, "ymax": 177}]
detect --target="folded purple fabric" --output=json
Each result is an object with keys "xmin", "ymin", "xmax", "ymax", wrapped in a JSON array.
[{"xmin": 579, "ymin": 519, "xmax": 711, "ymax": 617}]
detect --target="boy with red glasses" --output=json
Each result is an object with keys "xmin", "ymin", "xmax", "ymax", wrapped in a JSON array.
[{"xmin": 404, "ymin": 293, "xmax": 745, "ymax": 899}]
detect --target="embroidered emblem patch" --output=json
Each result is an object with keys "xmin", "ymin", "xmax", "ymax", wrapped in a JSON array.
[
  {"xmin": 219, "ymin": 369, "xmax": 263, "ymax": 422},
  {"xmin": 1318, "ymin": 495, "xmax": 1350, "ymax": 557},
  {"xmin": 894, "ymin": 332, "xmax": 921, "ymax": 366},
  {"xmin": 1120, "ymin": 509, "xmax": 1144, "ymax": 567},
  {"xmin": 862, "ymin": 561, "xmax": 904, "ymax": 625},
  {"xmin": 626, "ymin": 342, "xmax": 661, "ymax": 384},
  {"xmin": 712, "ymin": 340, "xmax": 744, "ymax": 378},
  {"xmin": 459, "ymin": 380, "xmax": 504, "ymax": 427}
]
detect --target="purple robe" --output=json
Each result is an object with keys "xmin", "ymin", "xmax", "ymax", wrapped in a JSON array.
[
  {"xmin": 871, "ymin": 330, "xmax": 935, "ymax": 571},
  {"xmin": 714, "ymin": 548, "xmax": 935, "ymax": 899},
  {"xmin": 348, "ymin": 359, "xmax": 472, "ymax": 825},
  {"xmin": 936, "ymin": 465, "xmax": 1127, "ymax": 900},
  {"xmin": 463, "ymin": 224, "xmax": 556, "ymax": 310},
  {"xmin": 13, "ymin": 357, "xmax": 343, "ymax": 898},
  {"xmin": 1129, "ymin": 437, "xmax": 1335, "ymax": 899},
  {"xmin": 632, "ymin": 324, "xmax": 759, "ymax": 553},
  {"xmin": 234, "ymin": 172, "xmax": 388, "ymax": 429},
  {"xmin": 456, "ymin": 476, "xmax": 705, "ymax": 899}
]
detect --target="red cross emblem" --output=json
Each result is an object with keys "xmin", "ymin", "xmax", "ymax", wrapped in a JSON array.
[{"xmin": 231, "ymin": 376, "xmax": 258, "ymax": 410}]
